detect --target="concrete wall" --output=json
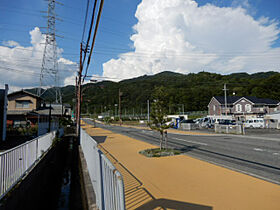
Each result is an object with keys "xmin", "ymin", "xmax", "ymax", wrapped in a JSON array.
[{"xmin": 78, "ymin": 146, "xmax": 97, "ymax": 210}]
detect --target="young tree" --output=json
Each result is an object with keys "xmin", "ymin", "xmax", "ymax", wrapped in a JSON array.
[{"xmin": 148, "ymin": 86, "xmax": 170, "ymax": 150}]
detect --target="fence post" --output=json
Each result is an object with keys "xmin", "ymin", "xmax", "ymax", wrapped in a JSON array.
[
  {"xmin": 98, "ymin": 150, "xmax": 105, "ymax": 210},
  {"xmin": 116, "ymin": 171, "xmax": 125, "ymax": 210}
]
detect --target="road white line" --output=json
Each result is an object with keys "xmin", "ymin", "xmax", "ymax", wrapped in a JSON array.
[
  {"xmin": 273, "ymin": 152, "xmax": 279, "ymax": 155},
  {"xmin": 253, "ymin": 148, "xmax": 264, "ymax": 152},
  {"xmin": 173, "ymin": 138, "xmax": 208, "ymax": 146}
]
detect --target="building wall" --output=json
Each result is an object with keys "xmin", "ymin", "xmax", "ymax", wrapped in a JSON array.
[
  {"xmin": 234, "ymin": 99, "xmax": 279, "ymax": 115},
  {"xmin": 234, "ymin": 99, "xmax": 254, "ymax": 114},
  {"xmin": 208, "ymin": 98, "xmax": 222, "ymax": 115},
  {"xmin": 8, "ymin": 94, "xmax": 38, "ymax": 111}
]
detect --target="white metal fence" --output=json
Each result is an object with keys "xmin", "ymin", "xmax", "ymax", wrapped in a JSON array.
[
  {"xmin": 80, "ymin": 128, "xmax": 125, "ymax": 210},
  {"xmin": 0, "ymin": 129, "xmax": 63, "ymax": 200}
]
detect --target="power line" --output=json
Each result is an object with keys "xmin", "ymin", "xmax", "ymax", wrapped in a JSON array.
[
  {"xmin": 82, "ymin": 0, "xmax": 98, "ymax": 68},
  {"xmin": 83, "ymin": 0, "xmax": 104, "ymax": 80},
  {"xmin": 81, "ymin": 0, "xmax": 90, "ymax": 43}
]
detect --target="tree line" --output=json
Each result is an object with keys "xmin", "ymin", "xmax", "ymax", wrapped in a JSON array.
[{"xmin": 28, "ymin": 71, "xmax": 280, "ymax": 114}]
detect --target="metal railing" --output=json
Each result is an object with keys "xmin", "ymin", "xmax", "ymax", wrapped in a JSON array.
[
  {"xmin": 80, "ymin": 128, "xmax": 125, "ymax": 210},
  {"xmin": 215, "ymin": 124, "xmax": 244, "ymax": 134},
  {"xmin": 0, "ymin": 129, "xmax": 62, "ymax": 200}
]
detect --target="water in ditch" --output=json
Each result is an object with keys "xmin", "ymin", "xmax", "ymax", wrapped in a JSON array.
[{"xmin": 55, "ymin": 137, "xmax": 83, "ymax": 210}]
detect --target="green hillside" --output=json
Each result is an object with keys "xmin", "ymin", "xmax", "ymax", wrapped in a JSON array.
[{"xmin": 25, "ymin": 71, "xmax": 280, "ymax": 115}]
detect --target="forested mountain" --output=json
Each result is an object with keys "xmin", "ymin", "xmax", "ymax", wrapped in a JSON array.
[{"xmin": 26, "ymin": 71, "xmax": 280, "ymax": 114}]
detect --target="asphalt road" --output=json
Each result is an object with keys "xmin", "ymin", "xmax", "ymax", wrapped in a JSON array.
[{"xmin": 83, "ymin": 119, "xmax": 280, "ymax": 185}]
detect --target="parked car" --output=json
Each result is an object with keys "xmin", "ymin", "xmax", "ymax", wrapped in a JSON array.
[
  {"xmin": 180, "ymin": 119, "xmax": 195, "ymax": 124},
  {"xmin": 244, "ymin": 118, "xmax": 264, "ymax": 128},
  {"xmin": 218, "ymin": 119, "xmax": 236, "ymax": 125}
]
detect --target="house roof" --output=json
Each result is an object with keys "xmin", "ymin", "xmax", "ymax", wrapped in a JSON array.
[
  {"xmin": 213, "ymin": 96, "xmax": 279, "ymax": 105},
  {"xmin": 214, "ymin": 96, "xmax": 242, "ymax": 104},
  {"xmin": 242, "ymin": 96, "xmax": 279, "ymax": 105},
  {"xmin": 8, "ymin": 90, "xmax": 42, "ymax": 99},
  {"xmin": 7, "ymin": 110, "xmax": 33, "ymax": 115},
  {"xmin": 35, "ymin": 106, "xmax": 63, "ymax": 115}
]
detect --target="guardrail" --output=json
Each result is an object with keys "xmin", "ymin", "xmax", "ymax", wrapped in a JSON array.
[
  {"xmin": 0, "ymin": 129, "xmax": 63, "ymax": 200},
  {"xmin": 80, "ymin": 128, "xmax": 125, "ymax": 210}
]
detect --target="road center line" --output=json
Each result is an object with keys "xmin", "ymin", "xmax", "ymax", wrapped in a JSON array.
[{"xmin": 173, "ymin": 138, "xmax": 208, "ymax": 146}]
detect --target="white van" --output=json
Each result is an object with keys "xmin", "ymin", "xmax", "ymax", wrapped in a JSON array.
[{"xmin": 244, "ymin": 118, "xmax": 264, "ymax": 128}]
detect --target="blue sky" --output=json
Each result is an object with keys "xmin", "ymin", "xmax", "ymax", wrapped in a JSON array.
[{"xmin": 0, "ymin": 0, "xmax": 279, "ymax": 89}]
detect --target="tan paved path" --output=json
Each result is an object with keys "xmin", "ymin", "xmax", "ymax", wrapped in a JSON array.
[{"xmin": 82, "ymin": 123, "xmax": 280, "ymax": 210}]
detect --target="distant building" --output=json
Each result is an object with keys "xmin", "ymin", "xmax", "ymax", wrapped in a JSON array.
[
  {"xmin": 7, "ymin": 90, "xmax": 44, "ymax": 127},
  {"xmin": 208, "ymin": 96, "xmax": 280, "ymax": 121},
  {"xmin": 6, "ymin": 90, "xmax": 71, "ymax": 131},
  {"xmin": 0, "ymin": 84, "xmax": 9, "ymax": 141}
]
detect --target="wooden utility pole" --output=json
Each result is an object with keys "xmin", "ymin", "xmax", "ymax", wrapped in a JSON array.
[
  {"xmin": 119, "ymin": 88, "xmax": 122, "ymax": 126},
  {"xmin": 76, "ymin": 43, "xmax": 83, "ymax": 139}
]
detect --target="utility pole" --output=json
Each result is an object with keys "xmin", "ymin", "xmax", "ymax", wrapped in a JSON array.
[
  {"xmin": 147, "ymin": 100, "xmax": 150, "ymax": 123},
  {"xmin": 76, "ymin": 43, "xmax": 83, "ymax": 138},
  {"xmin": 48, "ymin": 102, "xmax": 52, "ymax": 132},
  {"xmin": 223, "ymin": 84, "xmax": 228, "ymax": 116},
  {"xmin": 119, "ymin": 89, "xmax": 122, "ymax": 125}
]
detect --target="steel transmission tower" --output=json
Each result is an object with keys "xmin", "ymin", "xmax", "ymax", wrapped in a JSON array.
[{"xmin": 38, "ymin": 0, "xmax": 61, "ymax": 103}]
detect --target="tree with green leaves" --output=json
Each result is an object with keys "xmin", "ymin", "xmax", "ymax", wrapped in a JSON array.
[{"xmin": 148, "ymin": 86, "xmax": 170, "ymax": 150}]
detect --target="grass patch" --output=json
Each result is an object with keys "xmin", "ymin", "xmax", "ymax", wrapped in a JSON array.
[{"xmin": 139, "ymin": 148, "xmax": 182, "ymax": 158}]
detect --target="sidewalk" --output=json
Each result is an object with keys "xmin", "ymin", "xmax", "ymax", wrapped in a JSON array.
[{"xmin": 82, "ymin": 123, "xmax": 280, "ymax": 210}]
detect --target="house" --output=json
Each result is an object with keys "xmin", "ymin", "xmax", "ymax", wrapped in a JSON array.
[
  {"xmin": 7, "ymin": 90, "xmax": 44, "ymax": 127},
  {"xmin": 7, "ymin": 90, "xmax": 71, "ymax": 129},
  {"xmin": 208, "ymin": 96, "xmax": 280, "ymax": 121},
  {"xmin": 0, "ymin": 84, "xmax": 8, "ymax": 141}
]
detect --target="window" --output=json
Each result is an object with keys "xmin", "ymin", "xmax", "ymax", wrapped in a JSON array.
[
  {"xmin": 245, "ymin": 104, "xmax": 251, "ymax": 112},
  {"xmin": 16, "ymin": 100, "xmax": 30, "ymax": 108},
  {"xmin": 213, "ymin": 105, "xmax": 216, "ymax": 111},
  {"xmin": 236, "ymin": 104, "xmax": 242, "ymax": 112}
]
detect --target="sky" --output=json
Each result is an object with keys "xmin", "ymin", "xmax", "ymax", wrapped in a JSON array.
[{"xmin": 0, "ymin": 0, "xmax": 280, "ymax": 91}]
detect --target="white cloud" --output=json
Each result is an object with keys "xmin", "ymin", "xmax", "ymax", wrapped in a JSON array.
[
  {"xmin": 2, "ymin": 40, "xmax": 20, "ymax": 47},
  {"xmin": 103, "ymin": 0, "xmax": 280, "ymax": 81},
  {"xmin": 0, "ymin": 27, "xmax": 77, "ymax": 92}
]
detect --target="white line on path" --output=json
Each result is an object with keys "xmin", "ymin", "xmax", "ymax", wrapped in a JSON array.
[{"xmin": 173, "ymin": 138, "xmax": 208, "ymax": 146}]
